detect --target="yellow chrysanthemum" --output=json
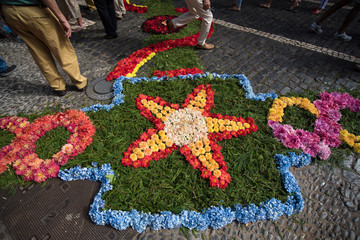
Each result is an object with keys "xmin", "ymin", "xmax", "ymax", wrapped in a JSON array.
[
  {"xmin": 204, "ymin": 145, "xmax": 211, "ymax": 152},
  {"xmin": 130, "ymin": 154, "xmax": 138, "ymax": 161},
  {"xmin": 195, "ymin": 140, "xmax": 203, "ymax": 149},
  {"xmin": 203, "ymin": 138, "xmax": 210, "ymax": 146},
  {"xmin": 151, "ymin": 145, "xmax": 159, "ymax": 152},
  {"xmin": 199, "ymin": 155, "xmax": 206, "ymax": 162},
  {"xmin": 133, "ymin": 148, "xmax": 142, "ymax": 154},
  {"xmin": 161, "ymin": 135, "xmax": 168, "ymax": 142},
  {"xmin": 205, "ymin": 152, "xmax": 212, "ymax": 160},
  {"xmin": 147, "ymin": 139, "xmax": 155, "ymax": 146},
  {"xmin": 144, "ymin": 148, "xmax": 153, "ymax": 156},
  {"xmin": 199, "ymin": 147, "xmax": 206, "ymax": 155},
  {"xmin": 137, "ymin": 152, "xmax": 145, "ymax": 159},
  {"xmin": 158, "ymin": 143, "xmax": 166, "ymax": 150},
  {"xmin": 139, "ymin": 142, "xmax": 148, "ymax": 150},
  {"xmin": 207, "ymin": 164, "xmax": 215, "ymax": 172},
  {"xmin": 213, "ymin": 169, "xmax": 221, "ymax": 178}
]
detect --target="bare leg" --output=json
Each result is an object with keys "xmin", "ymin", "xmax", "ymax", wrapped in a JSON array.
[{"xmin": 316, "ymin": 0, "xmax": 351, "ymax": 25}]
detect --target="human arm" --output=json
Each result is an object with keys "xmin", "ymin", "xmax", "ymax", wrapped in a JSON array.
[
  {"xmin": 203, "ymin": 0, "xmax": 211, "ymax": 10},
  {"xmin": 42, "ymin": 0, "xmax": 71, "ymax": 38}
]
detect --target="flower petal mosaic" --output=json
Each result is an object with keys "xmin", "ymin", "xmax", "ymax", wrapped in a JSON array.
[{"xmin": 1, "ymin": 0, "xmax": 360, "ymax": 235}]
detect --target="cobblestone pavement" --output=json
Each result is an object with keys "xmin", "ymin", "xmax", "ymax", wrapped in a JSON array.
[{"xmin": 0, "ymin": 0, "xmax": 359, "ymax": 239}]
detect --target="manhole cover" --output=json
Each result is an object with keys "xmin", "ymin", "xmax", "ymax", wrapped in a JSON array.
[{"xmin": 86, "ymin": 76, "xmax": 114, "ymax": 100}]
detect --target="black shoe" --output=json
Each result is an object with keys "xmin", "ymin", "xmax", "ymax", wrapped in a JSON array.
[
  {"xmin": 0, "ymin": 65, "xmax": 16, "ymax": 77},
  {"xmin": 76, "ymin": 81, "xmax": 88, "ymax": 92},
  {"xmin": 104, "ymin": 34, "xmax": 118, "ymax": 39},
  {"xmin": 55, "ymin": 90, "xmax": 67, "ymax": 96}
]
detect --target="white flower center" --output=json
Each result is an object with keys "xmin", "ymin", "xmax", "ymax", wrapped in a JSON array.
[{"xmin": 164, "ymin": 108, "xmax": 208, "ymax": 147}]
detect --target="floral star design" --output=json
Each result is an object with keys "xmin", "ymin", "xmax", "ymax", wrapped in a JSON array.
[{"xmin": 122, "ymin": 84, "xmax": 258, "ymax": 188}]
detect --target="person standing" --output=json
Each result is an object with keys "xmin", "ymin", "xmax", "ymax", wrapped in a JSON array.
[
  {"xmin": 56, "ymin": 0, "xmax": 85, "ymax": 31},
  {"xmin": 93, "ymin": 0, "xmax": 118, "ymax": 39},
  {"xmin": 310, "ymin": 0, "xmax": 360, "ymax": 41},
  {"xmin": 0, "ymin": 0, "xmax": 87, "ymax": 96},
  {"xmin": 114, "ymin": 0, "xmax": 126, "ymax": 19},
  {"xmin": 166, "ymin": 0, "xmax": 214, "ymax": 50}
]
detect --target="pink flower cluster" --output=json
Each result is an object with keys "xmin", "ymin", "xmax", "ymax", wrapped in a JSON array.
[
  {"xmin": 0, "ymin": 110, "xmax": 96, "ymax": 182},
  {"xmin": 268, "ymin": 92, "xmax": 360, "ymax": 160}
]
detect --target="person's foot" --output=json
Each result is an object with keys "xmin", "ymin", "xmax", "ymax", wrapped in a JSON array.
[
  {"xmin": 229, "ymin": 5, "xmax": 241, "ymax": 11},
  {"xmin": 54, "ymin": 89, "xmax": 67, "ymax": 97},
  {"xmin": 104, "ymin": 34, "xmax": 118, "ymax": 39},
  {"xmin": 0, "ymin": 65, "xmax": 16, "ymax": 77},
  {"xmin": 165, "ymin": 19, "xmax": 175, "ymax": 33},
  {"xmin": 258, "ymin": 3, "xmax": 271, "ymax": 8},
  {"xmin": 310, "ymin": 22, "xmax": 323, "ymax": 34},
  {"xmin": 76, "ymin": 80, "xmax": 88, "ymax": 92},
  {"xmin": 333, "ymin": 31, "xmax": 352, "ymax": 41},
  {"xmin": 116, "ymin": 15, "xmax": 123, "ymax": 20},
  {"xmin": 312, "ymin": 8, "xmax": 322, "ymax": 14},
  {"xmin": 195, "ymin": 43, "xmax": 215, "ymax": 50}
]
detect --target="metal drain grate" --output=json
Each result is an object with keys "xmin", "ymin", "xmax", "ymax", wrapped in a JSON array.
[{"xmin": 86, "ymin": 77, "xmax": 115, "ymax": 100}]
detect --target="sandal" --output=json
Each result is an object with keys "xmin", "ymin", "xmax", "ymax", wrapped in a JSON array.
[{"xmin": 258, "ymin": 3, "xmax": 270, "ymax": 8}]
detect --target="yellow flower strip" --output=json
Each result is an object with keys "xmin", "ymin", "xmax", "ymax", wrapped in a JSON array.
[
  {"xmin": 189, "ymin": 138, "xmax": 221, "ymax": 177},
  {"xmin": 339, "ymin": 129, "xmax": 360, "ymax": 153},
  {"xmin": 130, "ymin": 130, "xmax": 173, "ymax": 162},
  {"xmin": 268, "ymin": 97, "xmax": 319, "ymax": 122},
  {"xmin": 126, "ymin": 52, "xmax": 156, "ymax": 78},
  {"xmin": 140, "ymin": 99, "xmax": 176, "ymax": 122}
]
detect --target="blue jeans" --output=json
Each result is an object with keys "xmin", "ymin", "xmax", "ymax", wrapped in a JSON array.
[
  {"xmin": 236, "ymin": 0, "xmax": 243, "ymax": 6},
  {"xmin": 0, "ymin": 57, "xmax": 7, "ymax": 72}
]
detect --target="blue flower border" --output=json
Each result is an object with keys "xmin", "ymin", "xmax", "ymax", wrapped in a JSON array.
[
  {"xmin": 58, "ymin": 152, "xmax": 310, "ymax": 233},
  {"xmin": 80, "ymin": 73, "xmax": 278, "ymax": 112}
]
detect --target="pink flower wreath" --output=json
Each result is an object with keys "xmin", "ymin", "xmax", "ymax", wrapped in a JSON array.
[{"xmin": 0, "ymin": 110, "xmax": 96, "ymax": 182}]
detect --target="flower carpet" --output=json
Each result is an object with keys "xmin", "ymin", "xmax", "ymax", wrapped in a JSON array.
[{"xmin": 1, "ymin": 0, "xmax": 360, "ymax": 234}]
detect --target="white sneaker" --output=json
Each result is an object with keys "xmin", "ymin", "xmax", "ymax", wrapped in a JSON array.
[
  {"xmin": 333, "ymin": 32, "xmax": 352, "ymax": 41},
  {"xmin": 310, "ymin": 22, "xmax": 323, "ymax": 34}
]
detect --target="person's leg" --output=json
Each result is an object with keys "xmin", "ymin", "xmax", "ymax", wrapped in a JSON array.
[
  {"xmin": 320, "ymin": 0, "xmax": 329, "ymax": 9},
  {"xmin": 106, "ymin": 0, "xmax": 117, "ymax": 30},
  {"xmin": 189, "ymin": 0, "xmax": 213, "ymax": 46},
  {"xmin": 114, "ymin": 0, "xmax": 126, "ymax": 18},
  {"xmin": 337, "ymin": 2, "xmax": 360, "ymax": 33},
  {"xmin": 229, "ymin": 0, "xmax": 242, "ymax": 10},
  {"xmin": 0, "ymin": 57, "xmax": 7, "ymax": 72},
  {"xmin": 172, "ymin": 0, "xmax": 199, "ymax": 28},
  {"xmin": 316, "ymin": 0, "xmax": 351, "ymax": 25},
  {"xmin": 94, "ymin": 0, "xmax": 117, "ymax": 37},
  {"xmin": 3, "ymin": 5, "xmax": 67, "ymax": 91},
  {"xmin": 118, "ymin": 0, "xmax": 126, "ymax": 15},
  {"xmin": 114, "ymin": 0, "xmax": 123, "ymax": 18}
]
